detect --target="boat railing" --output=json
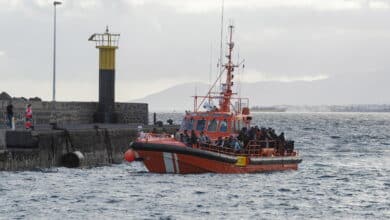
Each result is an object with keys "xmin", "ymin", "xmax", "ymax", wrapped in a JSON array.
[
  {"xmin": 139, "ymin": 133, "xmax": 173, "ymax": 142},
  {"xmin": 193, "ymin": 95, "xmax": 249, "ymax": 114},
  {"xmin": 195, "ymin": 139, "xmax": 296, "ymax": 157},
  {"xmin": 195, "ymin": 143, "xmax": 237, "ymax": 156},
  {"xmin": 148, "ymin": 133, "xmax": 172, "ymax": 138}
]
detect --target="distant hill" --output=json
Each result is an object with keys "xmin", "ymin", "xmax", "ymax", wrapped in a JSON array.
[
  {"xmin": 133, "ymin": 72, "xmax": 390, "ymax": 112},
  {"xmin": 133, "ymin": 82, "xmax": 210, "ymax": 112}
]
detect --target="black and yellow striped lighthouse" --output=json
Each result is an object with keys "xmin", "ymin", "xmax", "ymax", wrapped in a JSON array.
[{"xmin": 89, "ymin": 27, "xmax": 120, "ymax": 123}]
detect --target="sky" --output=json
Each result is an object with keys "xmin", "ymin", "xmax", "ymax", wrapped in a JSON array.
[{"xmin": 0, "ymin": 0, "xmax": 390, "ymax": 102}]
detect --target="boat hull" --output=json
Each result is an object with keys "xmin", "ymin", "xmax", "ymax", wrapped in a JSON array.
[{"xmin": 131, "ymin": 142, "xmax": 302, "ymax": 174}]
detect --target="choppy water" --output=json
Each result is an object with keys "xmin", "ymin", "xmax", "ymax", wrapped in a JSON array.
[{"xmin": 1, "ymin": 113, "xmax": 390, "ymax": 219}]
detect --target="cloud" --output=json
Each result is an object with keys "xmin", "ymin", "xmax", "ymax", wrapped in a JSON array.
[
  {"xmin": 3, "ymin": 0, "xmax": 388, "ymax": 13},
  {"xmin": 369, "ymin": 0, "xmax": 390, "ymax": 9},
  {"xmin": 240, "ymin": 70, "xmax": 329, "ymax": 83},
  {"xmin": 1, "ymin": 0, "xmax": 390, "ymax": 105},
  {"xmin": 119, "ymin": 0, "xmax": 380, "ymax": 13}
]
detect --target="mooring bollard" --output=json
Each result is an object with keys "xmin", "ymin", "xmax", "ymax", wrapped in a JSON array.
[{"xmin": 11, "ymin": 117, "xmax": 15, "ymax": 131}]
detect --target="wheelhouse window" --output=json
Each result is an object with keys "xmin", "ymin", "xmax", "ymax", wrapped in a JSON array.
[
  {"xmin": 207, "ymin": 119, "xmax": 217, "ymax": 132},
  {"xmin": 220, "ymin": 119, "xmax": 228, "ymax": 132},
  {"xmin": 196, "ymin": 119, "xmax": 206, "ymax": 131},
  {"xmin": 180, "ymin": 118, "xmax": 186, "ymax": 130},
  {"xmin": 181, "ymin": 118, "xmax": 194, "ymax": 131},
  {"xmin": 187, "ymin": 118, "xmax": 194, "ymax": 130},
  {"xmin": 236, "ymin": 120, "xmax": 241, "ymax": 132}
]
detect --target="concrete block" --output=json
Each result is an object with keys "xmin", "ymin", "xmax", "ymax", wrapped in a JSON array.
[
  {"xmin": 6, "ymin": 131, "xmax": 39, "ymax": 149},
  {"xmin": 0, "ymin": 130, "xmax": 6, "ymax": 150}
]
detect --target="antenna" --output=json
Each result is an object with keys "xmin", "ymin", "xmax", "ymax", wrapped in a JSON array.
[
  {"xmin": 209, "ymin": 43, "xmax": 213, "ymax": 91},
  {"xmin": 237, "ymin": 49, "xmax": 241, "ymax": 98},
  {"xmin": 218, "ymin": 0, "xmax": 225, "ymax": 87}
]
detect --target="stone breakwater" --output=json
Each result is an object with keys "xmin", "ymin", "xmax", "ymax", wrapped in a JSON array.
[
  {"xmin": 0, "ymin": 100, "xmax": 148, "ymax": 127},
  {"xmin": 0, "ymin": 96, "xmax": 179, "ymax": 171},
  {"xmin": 0, "ymin": 125, "xmax": 178, "ymax": 171}
]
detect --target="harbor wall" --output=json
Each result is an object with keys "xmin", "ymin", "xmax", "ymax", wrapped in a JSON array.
[
  {"xmin": 0, "ymin": 100, "xmax": 148, "ymax": 127},
  {"xmin": 0, "ymin": 125, "xmax": 178, "ymax": 171},
  {"xmin": 0, "ymin": 96, "xmax": 182, "ymax": 171}
]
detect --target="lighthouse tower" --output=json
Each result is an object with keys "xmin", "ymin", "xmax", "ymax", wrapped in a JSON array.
[{"xmin": 88, "ymin": 27, "xmax": 120, "ymax": 123}]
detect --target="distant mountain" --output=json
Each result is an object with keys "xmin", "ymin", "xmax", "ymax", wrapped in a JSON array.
[
  {"xmin": 134, "ymin": 73, "xmax": 390, "ymax": 112},
  {"xmin": 133, "ymin": 82, "xmax": 210, "ymax": 112}
]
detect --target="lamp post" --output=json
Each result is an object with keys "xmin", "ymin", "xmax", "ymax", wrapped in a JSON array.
[
  {"xmin": 53, "ymin": 1, "xmax": 62, "ymax": 102},
  {"xmin": 51, "ymin": 1, "xmax": 62, "ymax": 127}
]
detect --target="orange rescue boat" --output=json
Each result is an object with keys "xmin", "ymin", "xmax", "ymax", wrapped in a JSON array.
[{"xmin": 127, "ymin": 25, "xmax": 302, "ymax": 174}]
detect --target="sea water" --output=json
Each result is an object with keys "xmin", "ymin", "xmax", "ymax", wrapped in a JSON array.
[{"xmin": 0, "ymin": 113, "xmax": 389, "ymax": 219}]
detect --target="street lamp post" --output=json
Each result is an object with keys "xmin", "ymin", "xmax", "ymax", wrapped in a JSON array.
[
  {"xmin": 51, "ymin": 1, "xmax": 62, "ymax": 127},
  {"xmin": 53, "ymin": 1, "xmax": 62, "ymax": 102}
]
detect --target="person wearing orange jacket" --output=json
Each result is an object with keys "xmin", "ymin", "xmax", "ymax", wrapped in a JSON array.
[{"xmin": 25, "ymin": 104, "xmax": 33, "ymax": 130}]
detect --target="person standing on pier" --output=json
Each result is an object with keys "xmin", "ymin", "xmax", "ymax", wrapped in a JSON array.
[
  {"xmin": 6, "ymin": 103, "xmax": 14, "ymax": 129},
  {"xmin": 25, "ymin": 104, "xmax": 33, "ymax": 130}
]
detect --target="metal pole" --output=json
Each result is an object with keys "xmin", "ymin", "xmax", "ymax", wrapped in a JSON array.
[
  {"xmin": 53, "ymin": 3, "xmax": 56, "ymax": 102},
  {"xmin": 53, "ymin": 1, "xmax": 62, "ymax": 102},
  {"xmin": 219, "ymin": 0, "xmax": 224, "ymax": 86},
  {"xmin": 51, "ymin": 1, "xmax": 61, "ymax": 126}
]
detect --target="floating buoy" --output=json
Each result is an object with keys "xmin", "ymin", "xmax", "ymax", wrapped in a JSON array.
[{"xmin": 124, "ymin": 149, "xmax": 136, "ymax": 162}]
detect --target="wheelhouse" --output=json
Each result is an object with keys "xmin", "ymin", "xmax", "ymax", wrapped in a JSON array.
[{"xmin": 179, "ymin": 111, "xmax": 251, "ymax": 140}]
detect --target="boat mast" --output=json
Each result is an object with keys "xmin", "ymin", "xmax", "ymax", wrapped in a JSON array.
[
  {"xmin": 218, "ymin": 0, "xmax": 225, "ymax": 87},
  {"xmin": 219, "ymin": 25, "xmax": 237, "ymax": 112}
]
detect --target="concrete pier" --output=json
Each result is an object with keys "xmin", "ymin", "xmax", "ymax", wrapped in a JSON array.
[
  {"xmin": 0, "ymin": 124, "xmax": 178, "ymax": 171},
  {"xmin": 0, "ymin": 96, "xmax": 154, "ymax": 171},
  {"xmin": 0, "ymin": 99, "xmax": 148, "ymax": 128}
]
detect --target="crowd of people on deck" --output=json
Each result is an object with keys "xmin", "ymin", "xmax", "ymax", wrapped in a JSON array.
[
  {"xmin": 237, "ymin": 126, "xmax": 285, "ymax": 147},
  {"xmin": 176, "ymin": 126, "xmax": 288, "ymax": 153}
]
